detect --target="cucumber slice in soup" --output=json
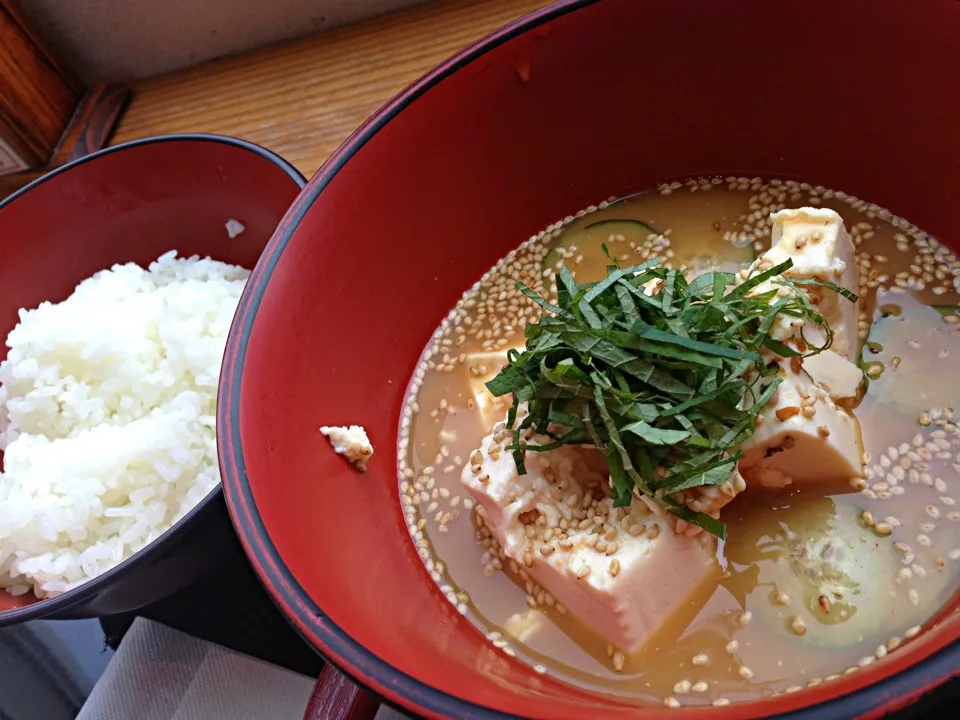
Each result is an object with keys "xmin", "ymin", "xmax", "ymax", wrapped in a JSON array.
[
  {"xmin": 543, "ymin": 217, "xmax": 754, "ymax": 277},
  {"xmin": 727, "ymin": 493, "xmax": 903, "ymax": 650},
  {"xmin": 542, "ymin": 219, "xmax": 659, "ymax": 271},
  {"xmin": 861, "ymin": 296, "xmax": 960, "ymax": 419},
  {"xmin": 584, "ymin": 218, "xmax": 659, "ymax": 235},
  {"xmin": 778, "ymin": 510, "xmax": 902, "ymax": 650}
]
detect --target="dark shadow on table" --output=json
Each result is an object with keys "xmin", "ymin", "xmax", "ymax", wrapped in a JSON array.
[{"xmin": 100, "ymin": 525, "xmax": 323, "ymax": 679}]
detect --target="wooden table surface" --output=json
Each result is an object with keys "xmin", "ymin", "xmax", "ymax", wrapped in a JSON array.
[{"xmin": 111, "ymin": 0, "xmax": 550, "ymax": 179}]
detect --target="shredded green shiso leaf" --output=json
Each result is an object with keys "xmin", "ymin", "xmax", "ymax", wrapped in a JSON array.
[{"xmin": 485, "ymin": 248, "xmax": 857, "ymax": 538}]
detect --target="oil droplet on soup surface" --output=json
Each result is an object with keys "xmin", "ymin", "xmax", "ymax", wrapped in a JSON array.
[{"xmin": 397, "ymin": 177, "xmax": 960, "ymax": 706}]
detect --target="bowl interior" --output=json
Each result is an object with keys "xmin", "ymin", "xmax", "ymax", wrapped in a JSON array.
[
  {"xmin": 225, "ymin": 0, "xmax": 960, "ymax": 717},
  {"xmin": 0, "ymin": 136, "xmax": 304, "ymax": 618}
]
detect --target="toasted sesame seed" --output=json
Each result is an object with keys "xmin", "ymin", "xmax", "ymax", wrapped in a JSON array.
[
  {"xmin": 612, "ymin": 651, "xmax": 625, "ymax": 671},
  {"xmin": 790, "ymin": 617, "xmax": 807, "ymax": 637},
  {"xmin": 772, "ymin": 589, "xmax": 791, "ymax": 606}
]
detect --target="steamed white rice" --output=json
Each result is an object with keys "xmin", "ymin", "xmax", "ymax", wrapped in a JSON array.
[{"xmin": 0, "ymin": 251, "xmax": 248, "ymax": 598}]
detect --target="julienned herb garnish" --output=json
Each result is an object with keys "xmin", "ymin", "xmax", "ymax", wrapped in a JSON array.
[{"xmin": 485, "ymin": 249, "xmax": 857, "ymax": 539}]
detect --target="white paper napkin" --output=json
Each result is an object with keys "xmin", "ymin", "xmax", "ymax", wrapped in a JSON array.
[{"xmin": 77, "ymin": 617, "xmax": 316, "ymax": 720}]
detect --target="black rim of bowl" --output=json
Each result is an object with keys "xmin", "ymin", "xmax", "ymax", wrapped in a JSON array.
[{"xmin": 0, "ymin": 133, "xmax": 306, "ymax": 625}]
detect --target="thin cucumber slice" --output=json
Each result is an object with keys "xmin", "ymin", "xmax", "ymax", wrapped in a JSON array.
[
  {"xmin": 728, "ymin": 493, "xmax": 903, "ymax": 650},
  {"xmin": 542, "ymin": 219, "xmax": 659, "ymax": 271},
  {"xmin": 861, "ymin": 298, "xmax": 960, "ymax": 418},
  {"xmin": 543, "ymin": 217, "xmax": 755, "ymax": 278},
  {"xmin": 583, "ymin": 218, "xmax": 659, "ymax": 235}
]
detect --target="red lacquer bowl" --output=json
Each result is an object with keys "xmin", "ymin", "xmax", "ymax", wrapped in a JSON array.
[
  {"xmin": 0, "ymin": 135, "xmax": 305, "ymax": 623},
  {"xmin": 220, "ymin": 1, "xmax": 960, "ymax": 718}
]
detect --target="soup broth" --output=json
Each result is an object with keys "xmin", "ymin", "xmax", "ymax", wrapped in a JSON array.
[{"xmin": 398, "ymin": 177, "xmax": 960, "ymax": 706}]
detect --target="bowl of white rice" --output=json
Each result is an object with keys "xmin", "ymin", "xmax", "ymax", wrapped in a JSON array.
[{"xmin": 0, "ymin": 134, "xmax": 305, "ymax": 624}]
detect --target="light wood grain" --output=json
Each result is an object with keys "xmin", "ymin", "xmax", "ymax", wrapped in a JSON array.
[
  {"xmin": 1, "ymin": 0, "xmax": 85, "ymax": 166},
  {"xmin": 111, "ymin": 0, "xmax": 550, "ymax": 177},
  {"xmin": 0, "ymin": 84, "xmax": 129, "ymax": 197}
]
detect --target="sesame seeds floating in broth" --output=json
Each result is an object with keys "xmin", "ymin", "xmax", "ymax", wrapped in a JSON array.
[{"xmin": 397, "ymin": 177, "xmax": 960, "ymax": 708}]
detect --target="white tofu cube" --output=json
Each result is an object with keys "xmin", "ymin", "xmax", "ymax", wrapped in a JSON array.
[
  {"xmin": 462, "ymin": 426, "xmax": 718, "ymax": 654},
  {"xmin": 765, "ymin": 208, "xmax": 860, "ymax": 360},
  {"xmin": 740, "ymin": 361, "xmax": 862, "ymax": 487},
  {"xmin": 737, "ymin": 208, "xmax": 864, "ymax": 489},
  {"xmin": 802, "ymin": 349, "xmax": 863, "ymax": 401}
]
